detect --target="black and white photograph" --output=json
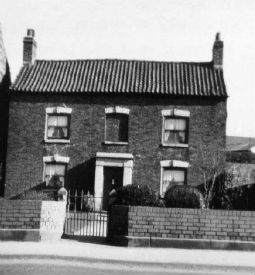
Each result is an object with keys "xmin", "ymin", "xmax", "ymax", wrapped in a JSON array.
[{"xmin": 0, "ymin": 0, "xmax": 254, "ymax": 274}]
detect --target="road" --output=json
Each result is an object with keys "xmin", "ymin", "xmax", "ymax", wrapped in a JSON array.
[{"xmin": 0, "ymin": 258, "xmax": 253, "ymax": 275}]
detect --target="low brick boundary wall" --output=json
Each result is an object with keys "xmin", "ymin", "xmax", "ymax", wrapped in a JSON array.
[
  {"xmin": 109, "ymin": 205, "xmax": 255, "ymax": 250},
  {"xmin": 0, "ymin": 200, "xmax": 66, "ymax": 241}
]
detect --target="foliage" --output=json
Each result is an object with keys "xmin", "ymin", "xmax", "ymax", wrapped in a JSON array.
[
  {"xmin": 197, "ymin": 145, "xmax": 226, "ymax": 208},
  {"xmin": 227, "ymin": 184, "xmax": 255, "ymax": 210},
  {"xmin": 226, "ymin": 151, "xmax": 255, "ymax": 164},
  {"xmin": 164, "ymin": 185, "xmax": 204, "ymax": 209},
  {"xmin": 198, "ymin": 171, "xmax": 233, "ymax": 209},
  {"xmin": 115, "ymin": 184, "xmax": 163, "ymax": 207},
  {"xmin": 17, "ymin": 190, "xmax": 55, "ymax": 201},
  {"xmin": 48, "ymin": 174, "xmax": 64, "ymax": 188}
]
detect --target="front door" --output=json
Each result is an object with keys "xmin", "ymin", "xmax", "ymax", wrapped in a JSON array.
[{"xmin": 103, "ymin": 167, "xmax": 123, "ymax": 211}]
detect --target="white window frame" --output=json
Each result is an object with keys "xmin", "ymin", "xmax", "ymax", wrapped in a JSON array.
[
  {"xmin": 160, "ymin": 160, "xmax": 190, "ymax": 197},
  {"xmin": 44, "ymin": 106, "xmax": 72, "ymax": 143},
  {"xmin": 104, "ymin": 106, "xmax": 130, "ymax": 145},
  {"xmin": 161, "ymin": 109, "xmax": 190, "ymax": 147},
  {"xmin": 43, "ymin": 155, "xmax": 70, "ymax": 187}
]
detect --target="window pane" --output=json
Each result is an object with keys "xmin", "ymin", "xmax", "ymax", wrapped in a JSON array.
[
  {"xmin": 174, "ymin": 119, "xmax": 186, "ymax": 130},
  {"xmin": 164, "ymin": 131, "xmax": 176, "ymax": 143},
  {"xmin": 54, "ymin": 164, "xmax": 66, "ymax": 175},
  {"xmin": 48, "ymin": 116, "xmax": 58, "ymax": 126},
  {"xmin": 48, "ymin": 115, "xmax": 68, "ymax": 127},
  {"xmin": 177, "ymin": 131, "xmax": 185, "ymax": 143},
  {"xmin": 165, "ymin": 118, "xmax": 186, "ymax": 131},
  {"xmin": 57, "ymin": 116, "xmax": 68, "ymax": 127},
  {"xmin": 165, "ymin": 119, "xmax": 175, "ymax": 130},
  {"xmin": 173, "ymin": 170, "xmax": 185, "ymax": 182}
]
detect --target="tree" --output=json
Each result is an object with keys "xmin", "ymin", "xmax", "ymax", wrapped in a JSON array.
[{"xmin": 198, "ymin": 144, "xmax": 231, "ymax": 209}]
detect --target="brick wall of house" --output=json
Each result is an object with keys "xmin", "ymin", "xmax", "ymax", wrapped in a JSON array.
[
  {"xmin": 109, "ymin": 205, "xmax": 255, "ymax": 242},
  {"xmin": 5, "ymin": 93, "xmax": 226, "ymax": 197},
  {"xmin": 0, "ymin": 199, "xmax": 66, "ymax": 241}
]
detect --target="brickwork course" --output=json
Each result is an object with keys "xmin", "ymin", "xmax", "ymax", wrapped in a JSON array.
[
  {"xmin": 110, "ymin": 205, "xmax": 255, "ymax": 242},
  {"xmin": 4, "ymin": 30, "xmax": 227, "ymax": 198}
]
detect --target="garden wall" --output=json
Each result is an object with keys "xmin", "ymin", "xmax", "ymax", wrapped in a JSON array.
[
  {"xmin": 0, "ymin": 199, "xmax": 66, "ymax": 241},
  {"xmin": 109, "ymin": 205, "xmax": 255, "ymax": 250}
]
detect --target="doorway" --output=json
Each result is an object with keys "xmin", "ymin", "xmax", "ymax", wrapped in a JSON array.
[{"xmin": 103, "ymin": 167, "xmax": 123, "ymax": 210}]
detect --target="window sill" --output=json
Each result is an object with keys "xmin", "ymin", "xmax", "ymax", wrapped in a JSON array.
[
  {"xmin": 161, "ymin": 143, "xmax": 188, "ymax": 148},
  {"xmin": 44, "ymin": 139, "xmax": 70, "ymax": 144},
  {"xmin": 103, "ymin": 141, "xmax": 128, "ymax": 146}
]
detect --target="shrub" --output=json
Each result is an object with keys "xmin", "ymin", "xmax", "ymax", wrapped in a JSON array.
[
  {"xmin": 197, "ymin": 171, "xmax": 233, "ymax": 209},
  {"xmin": 227, "ymin": 184, "xmax": 255, "ymax": 210},
  {"xmin": 115, "ymin": 184, "xmax": 162, "ymax": 207},
  {"xmin": 164, "ymin": 185, "xmax": 204, "ymax": 209},
  {"xmin": 226, "ymin": 151, "xmax": 255, "ymax": 164},
  {"xmin": 17, "ymin": 190, "xmax": 55, "ymax": 201},
  {"xmin": 82, "ymin": 191, "xmax": 94, "ymax": 212}
]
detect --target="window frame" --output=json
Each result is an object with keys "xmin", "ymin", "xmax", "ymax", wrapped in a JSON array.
[
  {"xmin": 104, "ymin": 106, "xmax": 130, "ymax": 145},
  {"xmin": 160, "ymin": 160, "xmax": 189, "ymax": 197},
  {"xmin": 161, "ymin": 109, "xmax": 190, "ymax": 148},
  {"xmin": 44, "ymin": 107, "xmax": 72, "ymax": 144}
]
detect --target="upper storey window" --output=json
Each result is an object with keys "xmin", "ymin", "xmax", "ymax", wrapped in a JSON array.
[
  {"xmin": 161, "ymin": 109, "xmax": 190, "ymax": 147},
  {"xmin": 45, "ymin": 107, "xmax": 72, "ymax": 143},
  {"xmin": 105, "ymin": 107, "xmax": 129, "ymax": 144}
]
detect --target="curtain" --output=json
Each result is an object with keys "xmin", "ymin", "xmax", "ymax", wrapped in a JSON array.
[
  {"xmin": 165, "ymin": 118, "xmax": 186, "ymax": 130},
  {"xmin": 48, "ymin": 115, "xmax": 68, "ymax": 127}
]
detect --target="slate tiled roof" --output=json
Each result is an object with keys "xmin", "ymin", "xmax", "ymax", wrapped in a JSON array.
[{"xmin": 11, "ymin": 59, "xmax": 227, "ymax": 96}]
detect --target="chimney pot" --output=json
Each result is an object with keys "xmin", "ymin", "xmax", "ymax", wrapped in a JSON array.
[
  {"xmin": 215, "ymin": 32, "xmax": 221, "ymax": 41},
  {"xmin": 27, "ymin": 29, "xmax": 35, "ymax": 37},
  {"xmin": 23, "ymin": 28, "xmax": 37, "ymax": 66}
]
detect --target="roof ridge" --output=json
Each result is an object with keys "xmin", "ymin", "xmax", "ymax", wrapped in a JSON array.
[{"xmin": 34, "ymin": 58, "xmax": 213, "ymax": 65}]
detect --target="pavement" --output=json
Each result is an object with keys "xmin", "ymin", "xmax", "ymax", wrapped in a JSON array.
[{"xmin": 0, "ymin": 238, "xmax": 254, "ymax": 272}]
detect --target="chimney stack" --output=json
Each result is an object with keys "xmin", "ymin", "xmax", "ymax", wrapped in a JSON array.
[
  {"xmin": 212, "ymin": 32, "xmax": 223, "ymax": 69},
  {"xmin": 23, "ymin": 29, "xmax": 37, "ymax": 65}
]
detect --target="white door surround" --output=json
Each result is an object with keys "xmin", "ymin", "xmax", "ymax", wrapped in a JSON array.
[{"xmin": 94, "ymin": 152, "xmax": 134, "ymax": 210}]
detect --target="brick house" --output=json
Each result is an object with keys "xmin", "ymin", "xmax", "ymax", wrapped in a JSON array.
[{"xmin": 5, "ymin": 30, "xmax": 227, "ymax": 209}]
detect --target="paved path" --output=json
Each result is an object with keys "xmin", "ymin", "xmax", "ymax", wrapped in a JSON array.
[
  {"xmin": 0, "ymin": 239, "xmax": 254, "ymax": 274},
  {"xmin": 0, "ymin": 259, "xmax": 253, "ymax": 275}
]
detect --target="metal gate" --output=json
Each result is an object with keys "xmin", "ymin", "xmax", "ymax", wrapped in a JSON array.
[{"xmin": 64, "ymin": 191, "xmax": 108, "ymax": 238}]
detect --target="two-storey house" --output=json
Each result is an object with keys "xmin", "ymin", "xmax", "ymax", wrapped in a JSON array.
[{"xmin": 5, "ymin": 30, "xmax": 227, "ymax": 209}]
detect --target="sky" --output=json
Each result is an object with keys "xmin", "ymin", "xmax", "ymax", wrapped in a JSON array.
[{"xmin": 0, "ymin": 0, "xmax": 254, "ymax": 137}]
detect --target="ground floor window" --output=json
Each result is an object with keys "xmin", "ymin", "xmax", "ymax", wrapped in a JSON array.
[
  {"xmin": 44, "ymin": 163, "xmax": 66, "ymax": 188},
  {"xmin": 162, "ymin": 168, "xmax": 186, "ymax": 196},
  {"xmin": 160, "ymin": 160, "xmax": 189, "ymax": 197}
]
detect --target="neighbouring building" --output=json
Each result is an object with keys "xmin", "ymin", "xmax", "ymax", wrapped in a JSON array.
[
  {"xmin": 0, "ymin": 24, "xmax": 10, "ymax": 196},
  {"xmin": 226, "ymin": 136, "xmax": 255, "ymax": 187},
  {"xmin": 5, "ymin": 30, "xmax": 227, "ymax": 209}
]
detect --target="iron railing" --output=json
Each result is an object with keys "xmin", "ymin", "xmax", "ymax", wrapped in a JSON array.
[{"xmin": 64, "ymin": 190, "xmax": 108, "ymax": 237}]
